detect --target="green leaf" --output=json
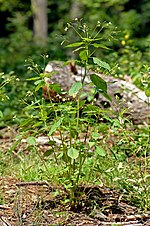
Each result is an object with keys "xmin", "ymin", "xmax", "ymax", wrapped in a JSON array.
[
  {"xmin": 145, "ymin": 90, "xmax": 150, "ymax": 97},
  {"xmin": 100, "ymin": 91, "xmax": 112, "ymax": 102},
  {"xmin": 73, "ymin": 46, "xmax": 85, "ymax": 53},
  {"xmin": 0, "ymin": 110, "xmax": 3, "ymax": 118},
  {"xmin": 100, "ymin": 92, "xmax": 112, "ymax": 101},
  {"xmin": 0, "ymin": 92, "xmax": 9, "ymax": 101},
  {"xmin": 91, "ymin": 132, "xmax": 100, "ymax": 140},
  {"xmin": 89, "ymin": 142, "xmax": 95, "ymax": 148},
  {"xmin": 48, "ymin": 140, "xmax": 56, "ymax": 145},
  {"xmin": 83, "ymin": 37, "xmax": 102, "ymax": 42},
  {"xmin": 93, "ymin": 57, "xmax": 110, "ymax": 71},
  {"xmin": 66, "ymin": 42, "xmax": 83, "ymax": 48},
  {"xmin": 96, "ymin": 146, "xmax": 106, "ymax": 156},
  {"xmin": 48, "ymin": 118, "xmax": 63, "ymax": 136},
  {"xmin": 79, "ymin": 50, "xmax": 88, "ymax": 61},
  {"xmin": 27, "ymin": 77, "xmax": 40, "ymax": 81},
  {"xmin": 44, "ymin": 149, "xmax": 54, "ymax": 157},
  {"xmin": 27, "ymin": 136, "xmax": 37, "ymax": 146},
  {"xmin": 92, "ymin": 43, "xmax": 110, "ymax": 50},
  {"xmin": 68, "ymin": 82, "xmax": 82, "ymax": 96},
  {"xmin": 35, "ymin": 80, "xmax": 45, "ymax": 92},
  {"xmin": 49, "ymin": 83, "xmax": 61, "ymax": 94},
  {"xmin": 34, "ymin": 79, "xmax": 43, "ymax": 85},
  {"xmin": 67, "ymin": 147, "xmax": 79, "ymax": 159},
  {"xmin": 20, "ymin": 118, "xmax": 33, "ymax": 127},
  {"xmin": 32, "ymin": 121, "xmax": 43, "ymax": 128},
  {"xmin": 90, "ymin": 74, "xmax": 107, "ymax": 92},
  {"xmin": 8, "ymin": 136, "xmax": 22, "ymax": 153}
]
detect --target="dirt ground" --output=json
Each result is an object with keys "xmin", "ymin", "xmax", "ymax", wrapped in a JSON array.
[{"xmin": 0, "ymin": 176, "xmax": 150, "ymax": 226}]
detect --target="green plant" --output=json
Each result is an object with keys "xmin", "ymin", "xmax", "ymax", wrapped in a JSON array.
[
  {"xmin": 0, "ymin": 72, "xmax": 10, "ymax": 102},
  {"xmin": 0, "ymin": 70, "xmax": 28, "ymax": 126},
  {"xmin": 112, "ymin": 161, "xmax": 150, "ymax": 212},
  {"xmin": 0, "ymin": 71, "xmax": 17, "ymax": 120},
  {"xmin": 18, "ymin": 20, "xmax": 117, "ymax": 208},
  {"xmin": 140, "ymin": 64, "xmax": 150, "ymax": 98}
]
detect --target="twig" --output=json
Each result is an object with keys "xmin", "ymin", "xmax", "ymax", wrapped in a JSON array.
[
  {"xmin": 16, "ymin": 188, "xmax": 22, "ymax": 226},
  {"xmin": 0, "ymin": 205, "xmax": 11, "ymax": 210},
  {"xmin": 16, "ymin": 181, "xmax": 51, "ymax": 188},
  {"xmin": 0, "ymin": 216, "xmax": 11, "ymax": 226}
]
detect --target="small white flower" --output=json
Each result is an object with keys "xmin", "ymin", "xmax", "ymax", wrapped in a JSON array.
[
  {"xmin": 45, "ymin": 64, "xmax": 53, "ymax": 73},
  {"xmin": 97, "ymin": 21, "xmax": 101, "ymax": 26},
  {"xmin": 67, "ymin": 23, "xmax": 71, "ymax": 27},
  {"xmin": 61, "ymin": 40, "xmax": 65, "ymax": 45},
  {"xmin": 26, "ymin": 91, "xmax": 33, "ymax": 96},
  {"xmin": 27, "ymin": 66, "xmax": 32, "ymax": 70},
  {"xmin": 45, "ymin": 77, "xmax": 51, "ymax": 83},
  {"xmin": 64, "ymin": 27, "xmax": 68, "ymax": 32}
]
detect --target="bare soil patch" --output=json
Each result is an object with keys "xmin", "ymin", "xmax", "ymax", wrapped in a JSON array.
[{"xmin": 0, "ymin": 177, "xmax": 150, "ymax": 225}]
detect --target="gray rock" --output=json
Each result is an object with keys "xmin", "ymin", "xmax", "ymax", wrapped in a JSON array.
[{"xmin": 44, "ymin": 61, "xmax": 149, "ymax": 124}]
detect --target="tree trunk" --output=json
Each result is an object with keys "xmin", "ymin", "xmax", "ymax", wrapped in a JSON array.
[
  {"xmin": 31, "ymin": 0, "xmax": 48, "ymax": 46},
  {"xmin": 67, "ymin": 0, "xmax": 84, "ymax": 58},
  {"xmin": 70, "ymin": 0, "xmax": 83, "ymax": 20}
]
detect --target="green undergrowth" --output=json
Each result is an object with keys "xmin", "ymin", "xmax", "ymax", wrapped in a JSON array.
[{"xmin": 0, "ymin": 122, "xmax": 149, "ymax": 211}]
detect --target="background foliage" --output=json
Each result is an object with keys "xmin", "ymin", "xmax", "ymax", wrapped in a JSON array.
[
  {"xmin": 1, "ymin": 0, "xmax": 150, "ymax": 68},
  {"xmin": 0, "ymin": 0, "xmax": 150, "ymax": 126}
]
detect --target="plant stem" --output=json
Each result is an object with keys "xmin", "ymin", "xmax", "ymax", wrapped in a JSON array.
[
  {"xmin": 81, "ymin": 60, "xmax": 87, "ymax": 84},
  {"xmin": 36, "ymin": 146, "xmax": 51, "ymax": 176}
]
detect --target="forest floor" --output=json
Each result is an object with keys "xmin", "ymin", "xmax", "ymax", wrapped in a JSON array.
[
  {"xmin": 0, "ymin": 127, "xmax": 150, "ymax": 226},
  {"xmin": 1, "ymin": 176, "xmax": 150, "ymax": 226}
]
